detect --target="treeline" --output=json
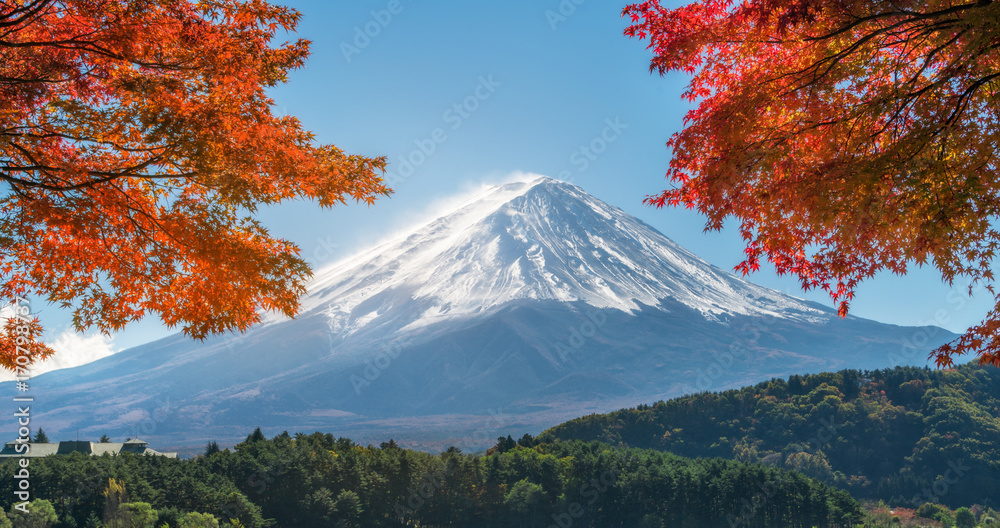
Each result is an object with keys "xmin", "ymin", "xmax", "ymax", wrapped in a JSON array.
[
  {"xmin": 0, "ymin": 431, "xmax": 863, "ymax": 528},
  {"xmin": 541, "ymin": 364, "xmax": 1000, "ymax": 509}
]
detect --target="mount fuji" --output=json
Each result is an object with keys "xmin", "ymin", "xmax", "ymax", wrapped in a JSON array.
[{"xmin": 14, "ymin": 177, "xmax": 955, "ymax": 453}]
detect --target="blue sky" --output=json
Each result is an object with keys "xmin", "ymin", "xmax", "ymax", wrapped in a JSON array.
[{"xmin": 29, "ymin": 0, "xmax": 994, "ymax": 373}]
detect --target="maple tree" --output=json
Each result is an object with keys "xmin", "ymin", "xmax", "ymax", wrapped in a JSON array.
[
  {"xmin": 625, "ymin": 0, "xmax": 1000, "ymax": 367},
  {"xmin": 0, "ymin": 0, "xmax": 389, "ymax": 369}
]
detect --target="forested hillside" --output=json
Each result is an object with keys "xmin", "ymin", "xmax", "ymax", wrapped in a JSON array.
[
  {"xmin": 0, "ymin": 432, "xmax": 861, "ymax": 528},
  {"xmin": 542, "ymin": 365, "xmax": 1000, "ymax": 508}
]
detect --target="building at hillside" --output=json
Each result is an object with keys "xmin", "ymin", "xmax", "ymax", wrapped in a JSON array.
[{"xmin": 0, "ymin": 438, "xmax": 177, "ymax": 458}]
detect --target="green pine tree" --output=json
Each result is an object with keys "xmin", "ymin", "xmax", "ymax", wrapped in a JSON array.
[
  {"xmin": 955, "ymin": 507, "xmax": 976, "ymax": 528},
  {"xmin": 31, "ymin": 429, "xmax": 48, "ymax": 444},
  {"xmin": 245, "ymin": 428, "xmax": 265, "ymax": 444}
]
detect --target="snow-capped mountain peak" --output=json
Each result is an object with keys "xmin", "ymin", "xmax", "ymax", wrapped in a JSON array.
[{"xmin": 297, "ymin": 177, "xmax": 825, "ymax": 340}]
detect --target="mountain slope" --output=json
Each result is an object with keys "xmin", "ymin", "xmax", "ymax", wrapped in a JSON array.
[{"xmin": 15, "ymin": 177, "xmax": 956, "ymax": 451}]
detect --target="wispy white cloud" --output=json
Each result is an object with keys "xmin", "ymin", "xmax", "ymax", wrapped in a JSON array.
[{"xmin": 0, "ymin": 330, "xmax": 117, "ymax": 382}]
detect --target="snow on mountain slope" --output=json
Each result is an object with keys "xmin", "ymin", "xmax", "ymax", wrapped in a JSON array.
[{"xmin": 294, "ymin": 177, "xmax": 826, "ymax": 345}]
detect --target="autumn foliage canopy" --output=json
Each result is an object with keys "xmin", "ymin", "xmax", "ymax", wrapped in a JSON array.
[
  {"xmin": 625, "ymin": 0, "xmax": 1000, "ymax": 366},
  {"xmin": 0, "ymin": 0, "xmax": 389, "ymax": 368}
]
